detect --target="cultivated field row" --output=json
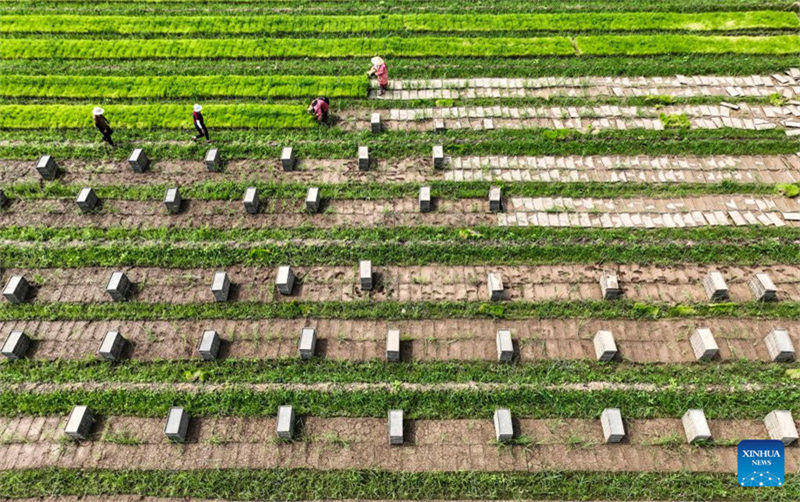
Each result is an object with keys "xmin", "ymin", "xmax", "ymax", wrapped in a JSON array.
[
  {"xmin": 0, "ymin": 416, "xmax": 796, "ymax": 472},
  {"xmin": 1, "ymin": 35, "xmax": 797, "ymax": 60},
  {"xmin": 3, "ymin": 155, "xmax": 797, "ymax": 186},
  {"xmin": 2, "ymin": 264, "xmax": 798, "ymax": 304},
  {"xmin": 1, "ymin": 195, "xmax": 796, "ymax": 229},
  {"xmin": 4, "ymin": 318, "xmax": 799, "ymax": 362},
  {"xmin": 3, "ymin": 11, "xmax": 797, "ymax": 35}
]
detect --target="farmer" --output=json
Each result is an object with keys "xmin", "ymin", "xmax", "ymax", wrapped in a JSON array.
[
  {"xmin": 308, "ymin": 96, "xmax": 330, "ymax": 125},
  {"xmin": 192, "ymin": 103, "xmax": 210, "ymax": 143},
  {"xmin": 368, "ymin": 56, "xmax": 389, "ymax": 96},
  {"xmin": 92, "ymin": 107, "xmax": 115, "ymax": 147}
]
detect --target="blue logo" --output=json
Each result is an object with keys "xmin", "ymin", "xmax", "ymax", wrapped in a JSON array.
[{"xmin": 738, "ymin": 439, "xmax": 785, "ymax": 487}]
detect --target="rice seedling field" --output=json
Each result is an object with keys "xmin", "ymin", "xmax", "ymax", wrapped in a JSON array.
[{"xmin": 1, "ymin": 0, "xmax": 800, "ymax": 499}]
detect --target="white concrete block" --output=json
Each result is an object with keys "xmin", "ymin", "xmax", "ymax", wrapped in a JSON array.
[
  {"xmin": 198, "ymin": 330, "xmax": 221, "ymax": 360},
  {"xmin": 682, "ymin": 409, "xmax": 712, "ymax": 443},
  {"xmin": 496, "ymin": 329, "xmax": 513, "ymax": 362},
  {"xmin": 690, "ymin": 327, "xmax": 719, "ymax": 361},
  {"xmin": 386, "ymin": 329, "xmax": 400, "ymax": 362},
  {"xmin": 64, "ymin": 405, "xmax": 94, "ymax": 441},
  {"xmin": 600, "ymin": 408, "xmax": 626, "ymax": 443},
  {"xmin": 488, "ymin": 272, "xmax": 503, "ymax": 301},
  {"xmin": 388, "ymin": 409, "xmax": 403, "ymax": 445},
  {"xmin": 493, "ymin": 408, "xmax": 513, "ymax": 442},
  {"xmin": 276, "ymin": 405, "xmax": 295, "ymax": 439},
  {"xmin": 593, "ymin": 330, "xmax": 618, "ymax": 361},
  {"xmin": 764, "ymin": 410, "xmax": 799, "ymax": 445},
  {"xmin": 210, "ymin": 271, "xmax": 231, "ymax": 302},
  {"xmin": 764, "ymin": 328, "xmax": 795, "ymax": 362},
  {"xmin": 359, "ymin": 260, "xmax": 373, "ymax": 291},
  {"xmin": 749, "ymin": 273, "xmax": 777, "ymax": 301},
  {"xmin": 164, "ymin": 407, "xmax": 189, "ymax": 442},
  {"xmin": 299, "ymin": 327, "xmax": 316, "ymax": 359},
  {"xmin": 703, "ymin": 271, "xmax": 729, "ymax": 301},
  {"xmin": 276, "ymin": 265, "xmax": 295, "ymax": 295}
]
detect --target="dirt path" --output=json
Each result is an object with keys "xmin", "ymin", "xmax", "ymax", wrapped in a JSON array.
[
  {"xmin": 2, "ymin": 264, "xmax": 798, "ymax": 305},
  {"xmin": 1, "ymin": 318, "xmax": 794, "ymax": 363}
]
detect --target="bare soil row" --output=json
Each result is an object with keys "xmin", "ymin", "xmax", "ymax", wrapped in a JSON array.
[
  {"xmin": 2, "ymin": 264, "xmax": 798, "ymax": 305},
  {"xmin": 1, "ymin": 318, "xmax": 796, "ymax": 363},
  {"xmin": 0, "ymin": 417, "xmax": 791, "ymax": 473}
]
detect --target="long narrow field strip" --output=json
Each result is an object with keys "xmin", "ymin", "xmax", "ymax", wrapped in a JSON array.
[
  {"xmin": 0, "ymin": 104, "xmax": 313, "ymax": 129},
  {"xmin": 0, "ymin": 416, "xmax": 795, "ymax": 472},
  {"xmin": 1, "ymin": 469, "xmax": 798, "ymax": 502},
  {"xmin": 2, "ymin": 318, "xmax": 798, "ymax": 363},
  {"xmin": 3, "ymin": 12, "xmax": 797, "ymax": 35},
  {"xmin": 2, "ymin": 35, "xmax": 797, "ymax": 60},
  {"xmin": 2, "ymin": 155, "xmax": 799, "ymax": 186},
  {"xmin": 0, "ymin": 75, "xmax": 369, "ymax": 99},
  {"xmin": 1, "ymin": 264, "xmax": 798, "ymax": 304}
]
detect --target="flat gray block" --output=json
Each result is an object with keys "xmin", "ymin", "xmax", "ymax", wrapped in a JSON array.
[
  {"xmin": 432, "ymin": 145, "xmax": 444, "ymax": 169},
  {"xmin": 276, "ymin": 266, "xmax": 295, "ymax": 295},
  {"xmin": 488, "ymin": 186, "xmax": 502, "ymax": 212},
  {"xmin": 388, "ymin": 409, "xmax": 403, "ymax": 445},
  {"xmin": 36, "ymin": 155, "xmax": 58, "ymax": 180},
  {"xmin": 306, "ymin": 187, "xmax": 320, "ymax": 213},
  {"xmin": 419, "ymin": 186, "xmax": 431, "ymax": 213},
  {"xmin": 496, "ymin": 329, "xmax": 513, "ymax": 362},
  {"xmin": 682, "ymin": 409, "xmax": 711, "ymax": 443},
  {"xmin": 599, "ymin": 271, "xmax": 622, "ymax": 300},
  {"xmin": 64, "ymin": 405, "xmax": 94, "ymax": 441},
  {"xmin": 601, "ymin": 408, "xmax": 626, "ymax": 443},
  {"xmin": 276, "ymin": 405, "xmax": 295, "ymax": 439},
  {"xmin": 106, "ymin": 271, "xmax": 131, "ymax": 302},
  {"xmin": 764, "ymin": 410, "xmax": 799, "ymax": 445},
  {"xmin": 243, "ymin": 187, "xmax": 259, "ymax": 214},
  {"xmin": 434, "ymin": 119, "xmax": 446, "ymax": 132},
  {"xmin": 386, "ymin": 329, "xmax": 400, "ymax": 362},
  {"xmin": 98, "ymin": 330, "xmax": 126, "ymax": 361},
  {"xmin": 164, "ymin": 187, "xmax": 182, "ymax": 214},
  {"xmin": 211, "ymin": 271, "xmax": 231, "ymax": 302},
  {"xmin": 76, "ymin": 187, "xmax": 98, "ymax": 213},
  {"xmin": 749, "ymin": 273, "xmax": 777, "ymax": 302},
  {"xmin": 358, "ymin": 146, "xmax": 370, "ymax": 171},
  {"xmin": 764, "ymin": 328, "xmax": 795, "ymax": 362},
  {"xmin": 281, "ymin": 147, "xmax": 296, "ymax": 171},
  {"xmin": 593, "ymin": 330, "xmax": 618, "ymax": 362},
  {"xmin": 128, "ymin": 148, "xmax": 149, "ymax": 173},
  {"xmin": 493, "ymin": 408, "xmax": 513, "ymax": 442},
  {"xmin": 371, "ymin": 113, "xmax": 382, "ymax": 133},
  {"xmin": 359, "ymin": 260, "xmax": 373, "ymax": 291},
  {"xmin": 690, "ymin": 327, "xmax": 719, "ymax": 361},
  {"xmin": 488, "ymin": 272, "xmax": 503, "ymax": 301},
  {"xmin": 3, "ymin": 275, "xmax": 30, "ymax": 304},
  {"xmin": 164, "ymin": 406, "xmax": 190, "ymax": 442},
  {"xmin": 1, "ymin": 330, "xmax": 30, "ymax": 360},
  {"xmin": 298, "ymin": 327, "xmax": 316, "ymax": 359},
  {"xmin": 703, "ymin": 271, "xmax": 729, "ymax": 301},
  {"xmin": 198, "ymin": 330, "xmax": 221, "ymax": 361},
  {"xmin": 204, "ymin": 148, "xmax": 221, "ymax": 172}
]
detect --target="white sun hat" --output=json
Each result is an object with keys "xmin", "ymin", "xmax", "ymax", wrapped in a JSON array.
[
  {"xmin": 92, "ymin": 107, "xmax": 104, "ymax": 116},
  {"xmin": 193, "ymin": 104, "xmax": 202, "ymax": 112},
  {"xmin": 371, "ymin": 56, "xmax": 384, "ymax": 67}
]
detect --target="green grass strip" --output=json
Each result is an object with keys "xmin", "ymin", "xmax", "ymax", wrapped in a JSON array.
[
  {"xmin": 1, "ymin": 359, "xmax": 796, "ymax": 387},
  {"xmin": 0, "ymin": 300, "xmax": 797, "ymax": 322},
  {"xmin": 0, "ymin": 37, "xmax": 576, "ymax": 59},
  {"xmin": 0, "ymin": 75, "xmax": 368, "ymax": 99},
  {"xmin": 3, "ymin": 11, "xmax": 796, "ymax": 34},
  {"xmin": 2, "ymin": 386, "xmax": 799, "ymax": 418},
  {"xmin": 0, "ymin": 128, "xmax": 793, "ymax": 160},
  {"xmin": 0, "ymin": 103, "xmax": 313, "ymax": 129},
  {"xmin": 1, "ymin": 180, "xmax": 779, "ymax": 201},
  {"xmin": 1, "ymin": 223, "xmax": 798, "ymax": 245},
  {"xmin": 2, "ymin": 469, "xmax": 797, "ymax": 501},
  {"xmin": 2, "ymin": 240, "xmax": 797, "ymax": 267},
  {"xmin": 576, "ymin": 33, "xmax": 799, "ymax": 55}
]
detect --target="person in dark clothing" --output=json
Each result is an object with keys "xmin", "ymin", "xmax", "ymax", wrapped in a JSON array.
[
  {"xmin": 93, "ymin": 107, "xmax": 115, "ymax": 147},
  {"xmin": 192, "ymin": 103, "xmax": 210, "ymax": 143},
  {"xmin": 307, "ymin": 97, "xmax": 330, "ymax": 125}
]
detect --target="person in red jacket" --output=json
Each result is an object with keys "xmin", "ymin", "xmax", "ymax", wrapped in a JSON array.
[
  {"xmin": 368, "ymin": 56, "xmax": 389, "ymax": 96},
  {"xmin": 92, "ymin": 107, "xmax": 115, "ymax": 147},
  {"xmin": 307, "ymin": 97, "xmax": 330, "ymax": 125},
  {"xmin": 192, "ymin": 103, "xmax": 210, "ymax": 143}
]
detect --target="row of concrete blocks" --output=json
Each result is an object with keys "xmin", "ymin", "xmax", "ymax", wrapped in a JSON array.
[
  {"xmin": 487, "ymin": 270, "xmax": 622, "ymax": 302},
  {"xmin": 33, "ymin": 145, "xmax": 446, "ymax": 181},
  {"xmin": 6, "ymin": 324, "xmax": 793, "ymax": 364},
  {"xmin": 54, "ymin": 184, "xmax": 501, "ymax": 216},
  {"xmin": 682, "ymin": 409, "xmax": 800, "ymax": 445},
  {"xmin": 703, "ymin": 270, "xmax": 778, "ymax": 302}
]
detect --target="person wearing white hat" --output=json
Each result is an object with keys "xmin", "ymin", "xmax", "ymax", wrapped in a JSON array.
[
  {"xmin": 367, "ymin": 56, "xmax": 389, "ymax": 96},
  {"xmin": 92, "ymin": 107, "xmax": 115, "ymax": 147},
  {"xmin": 192, "ymin": 103, "xmax": 210, "ymax": 143}
]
